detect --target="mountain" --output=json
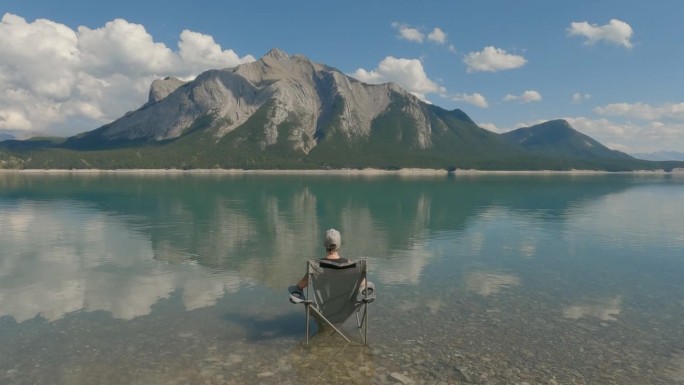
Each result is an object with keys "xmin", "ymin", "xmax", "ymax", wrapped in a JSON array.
[
  {"xmin": 0, "ymin": 132, "xmax": 15, "ymax": 142},
  {"xmin": 66, "ymin": 48, "xmax": 413, "ymax": 150},
  {"xmin": 501, "ymin": 120, "xmax": 633, "ymax": 160},
  {"xmin": 0, "ymin": 49, "xmax": 678, "ymax": 171},
  {"xmin": 632, "ymin": 151, "xmax": 684, "ymax": 161},
  {"xmin": 55, "ymin": 48, "xmax": 530, "ymax": 169}
]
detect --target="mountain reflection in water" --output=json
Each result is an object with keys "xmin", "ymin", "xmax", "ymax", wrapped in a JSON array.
[{"xmin": 0, "ymin": 172, "xmax": 683, "ymax": 385}]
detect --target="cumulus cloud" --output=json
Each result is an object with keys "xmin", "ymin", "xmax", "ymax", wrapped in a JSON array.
[
  {"xmin": 76, "ymin": 18, "xmax": 177, "ymax": 77},
  {"xmin": 463, "ymin": 46, "xmax": 527, "ymax": 73},
  {"xmin": 391, "ymin": 22, "xmax": 449, "ymax": 46},
  {"xmin": 478, "ymin": 122, "xmax": 502, "ymax": 133},
  {"xmin": 177, "ymin": 30, "xmax": 253, "ymax": 73},
  {"xmin": 564, "ymin": 116, "xmax": 684, "ymax": 153},
  {"xmin": 391, "ymin": 22, "xmax": 424, "ymax": 43},
  {"xmin": 572, "ymin": 92, "xmax": 591, "ymax": 103},
  {"xmin": 0, "ymin": 13, "xmax": 255, "ymax": 136},
  {"xmin": 452, "ymin": 92, "xmax": 489, "ymax": 108},
  {"xmin": 427, "ymin": 27, "xmax": 447, "ymax": 44},
  {"xmin": 352, "ymin": 56, "xmax": 446, "ymax": 100},
  {"xmin": 503, "ymin": 90, "xmax": 542, "ymax": 103},
  {"xmin": 568, "ymin": 19, "xmax": 634, "ymax": 48},
  {"xmin": 594, "ymin": 102, "xmax": 684, "ymax": 121}
]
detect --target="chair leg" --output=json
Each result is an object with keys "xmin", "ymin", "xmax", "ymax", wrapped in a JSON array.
[
  {"xmin": 305, "ymin": 303, "xmax": 310, "ymax": 347},
  {"xmin": 364, "ymin": 303, "xmax": 368, "ymax": 345},
  {"xmin": 355, "ymin": 305, "xmax": 369, "ymax": 345}
]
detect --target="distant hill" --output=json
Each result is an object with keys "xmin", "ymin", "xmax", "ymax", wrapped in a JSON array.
[
  {"xmin": 632, "ymin": 151, "xmax": 684, "ymax": 161},
  {"xmin": 0, "ymin": 49, "xmax": 680, "ymax": 171},
  {"xmin": 501, "ymin": 120, "xmax": 633, "ymax": 160},
  {"xmin": 0, "ymin": 132, "xmax": 14, "ymax": 142}
]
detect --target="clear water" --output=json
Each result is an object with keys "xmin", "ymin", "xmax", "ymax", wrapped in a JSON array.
[{"xmin": 0, "ymin": 172, "xmax": 683, "ymax": 385}]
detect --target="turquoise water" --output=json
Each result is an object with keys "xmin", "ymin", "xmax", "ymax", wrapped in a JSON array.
[{"xmin": 0, "ymin": 172, "xmax": 683, "ymax": 385}]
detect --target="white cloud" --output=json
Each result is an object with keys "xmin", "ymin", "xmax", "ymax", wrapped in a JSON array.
[
  {"xmin": 391, "ymin": 22, "xmax": 424, "ymax": 43},
  {"xmin": 452, "ymin": 93, "xmax": 488, "ymax": 108},
  {"xmin": 478, "ymin": 122, "xmax": 502, "ymax": 133},
  {"xmin": 0, "ymin": 13, "xmax": 255, "ymax": 136},
  {"xmin": 503, "ymin": 90, "xmax": 542, "ymax": 103},
  {"xmin": 352, "ymin": 56, "xmax": 446, "ymax": 100},
  {"xmin": 568, "ymin": 19, "xmax": 634, "ymax": 48},
  {"xmin": 594, "ymin": 102, "xmax": 684, "ymax": 121},
  {"xmin": 564, "ymin": 116, "xmax": 627, "ymax": 138},
  {"xmin": 572, "ymin": 92, "xmax": 591, "ymax": 103},
  {"xmin": 0, "ymin": 109, "xmax": 32, "ymax": 130},
  {"xmin": 427, "ymin": 27, "xmax": 447, "ymax": 44},
  {"xmin": 392, "ymin": 23, "xmax": 449, "ymax": 46},
  {"xmin": 178, "ymin": 30, "xmax": 254, "ymax": 72},
  {"xmin": 76, "ymin": 18, "xmax": 178, "ymax": 77},
  {"xmin": 463, "ymin": 46, "xmax": 527, "ymax": 73},
  {"xmin": 564, "ymin": 116, "xmax": 684, "ymax": 153}
]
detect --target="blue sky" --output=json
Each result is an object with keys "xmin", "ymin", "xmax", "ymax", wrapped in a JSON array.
[{"xmin": 1, "ymin": 0, "xmax": 683, "ymax": 154}]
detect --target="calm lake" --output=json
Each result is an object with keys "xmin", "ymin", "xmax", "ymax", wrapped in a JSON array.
[{"xmin": 0, "ymin": 172, "xmax": 683, "ymax": 385}]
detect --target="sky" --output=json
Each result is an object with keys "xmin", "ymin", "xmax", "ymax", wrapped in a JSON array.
[{"xmin": 1, "ymin": 0, "xmax": 683, "ymax": 154}]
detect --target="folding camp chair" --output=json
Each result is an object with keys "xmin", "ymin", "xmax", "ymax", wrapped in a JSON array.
[{"xmin": 289, "ymin": 258, "xmax": 376, "ymax": 346}]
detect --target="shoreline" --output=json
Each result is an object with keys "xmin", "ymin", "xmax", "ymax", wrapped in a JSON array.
[{"xmin": 0, "ymin": 167, "xmax": 681, "ymax": 176}]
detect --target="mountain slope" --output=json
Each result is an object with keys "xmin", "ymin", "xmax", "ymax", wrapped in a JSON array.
[{"xmin": 501, "ymin": 120, "xmax": 633, "ymax": 160}]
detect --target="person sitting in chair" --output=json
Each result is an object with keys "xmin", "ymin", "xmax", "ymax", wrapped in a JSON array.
[
  {"xmin": 289, "ymin": 228, "xmax": 375, "ymax": 344},
  {"xmin": 296, "ymin": 228, "xmax": 361, "ymax": 289}
]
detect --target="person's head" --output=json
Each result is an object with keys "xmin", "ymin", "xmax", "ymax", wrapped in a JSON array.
[{"xmin": 324, "ymin": 228, "xmax": 341, "ymax": 253}]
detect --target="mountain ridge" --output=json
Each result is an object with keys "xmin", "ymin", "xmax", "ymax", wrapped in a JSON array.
[{"xmin": 0, "ymin": 48, "xmax": 680, "ymax": 171}]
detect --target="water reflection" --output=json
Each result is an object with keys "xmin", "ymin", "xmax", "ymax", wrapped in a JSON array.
[
  {"xmin": 0, "ymin": 200, "xmax": 250, "ymax": 322},
  {"xmin": 465, "ymin": 272, "xmax": 521, "ymax": 296},
  {"xmin": 0, "ymin": 173, "xmax": 672, "ymax": 324},
  {"xmin": 562, "ymin": 296, "xmax": 622, "ymax": 322},
  {"xmin": 1, "ymin": 172, "xmax": 684, "ymax": 384}
]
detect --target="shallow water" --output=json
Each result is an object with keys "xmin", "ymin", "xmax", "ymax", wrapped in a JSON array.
[{"xmin": 0, "ymin": 172, "xmax": 683, "ymax": 385}]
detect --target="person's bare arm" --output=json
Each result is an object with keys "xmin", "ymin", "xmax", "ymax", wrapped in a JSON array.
[{"xmin": 296, "ymin": 275, "xmax": 308, "ymax": 289}]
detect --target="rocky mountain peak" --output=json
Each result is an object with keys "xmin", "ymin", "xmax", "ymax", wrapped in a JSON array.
[
  {"xmin": 265, "ymin": 47, "xmax": 289, "ymax": 60},
  {"xmin": 542, "ymin": 119, "xmax": 572, "ymax": 130},
  {"xmin": 147, "ymin": 76, "xmax": 186, "ymax": 105},
  {"xmin": 69, "ymin": 49, "xmax": 473, "ymax": 155}
]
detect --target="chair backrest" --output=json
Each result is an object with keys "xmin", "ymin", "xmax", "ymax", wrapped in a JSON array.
[{"xmin": 308, "ymin": 258, "xmax": 367, "ymax": 324}]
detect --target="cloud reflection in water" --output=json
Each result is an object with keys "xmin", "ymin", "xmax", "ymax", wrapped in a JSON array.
[
  {"xmin": 0, "ymin": 202, "xmax": 250, "ymax": 322},
  {"xmin": 465, "ymin": 272, "xmax": 521, "ymax": 296},
  {"xmin": 562, "ymin": 296, "xmax": 622, "ymax": 322}
]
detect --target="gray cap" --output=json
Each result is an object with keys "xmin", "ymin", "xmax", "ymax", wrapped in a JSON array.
[{"xmin": 324, "ymin": 228, "xmax": 341, "ymax": 250}]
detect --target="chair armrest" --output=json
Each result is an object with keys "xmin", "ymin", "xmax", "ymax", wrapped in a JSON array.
[
  {"xmin": 359, "ymin": 281, "xmax": 376, "ymax": 303},
  {"xmin": 288, "ymin": 285, "xmax": 310, "ymax": 304}
]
